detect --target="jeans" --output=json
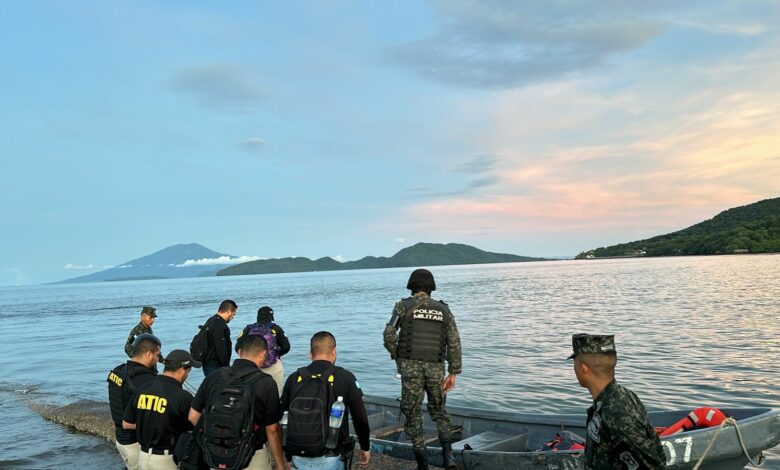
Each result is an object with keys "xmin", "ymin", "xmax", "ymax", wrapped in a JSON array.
[{"xmin": 291, "ymin": 455, "xmax": 344, "ymax": 470}]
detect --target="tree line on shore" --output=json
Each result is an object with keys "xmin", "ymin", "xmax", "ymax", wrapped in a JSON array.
[{"xmin": 577, "ymin": 197, "xmax": 780, "ymax": 258}]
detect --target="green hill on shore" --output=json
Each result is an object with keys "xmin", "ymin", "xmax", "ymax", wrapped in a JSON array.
[
  {"xmin": 217, "ymin": 242, "xmax": 545, "ymax": 276},
  {"xmin": 576, "ymin": 197, "xmax": 780, "ymax": 259}
]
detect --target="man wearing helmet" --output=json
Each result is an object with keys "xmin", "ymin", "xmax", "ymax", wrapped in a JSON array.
[{"xmin": 383, "ymin": 269, "xmax": 462, "ymax": 470}]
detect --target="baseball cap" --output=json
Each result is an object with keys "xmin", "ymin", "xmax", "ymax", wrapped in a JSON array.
[{"xmin": 164, "ymin": 349, "xmax": 201, "ymax": 369}]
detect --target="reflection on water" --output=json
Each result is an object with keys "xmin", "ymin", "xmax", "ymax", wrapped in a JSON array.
[{"xmin": 0, "ymin": 254, "xmax": 778, "ymax": 468}]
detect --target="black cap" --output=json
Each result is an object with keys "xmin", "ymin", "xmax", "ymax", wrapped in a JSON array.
[
  {"xmin": 164, "ymin": 349, "xmax": 201, "ymax": 369},
  {"xmin": 133, "ymin": 333, "xmax": 161, "ymax": 348},
  {"xmin": 568, "ymin": 334, "xmax": 616, "ymax": 360},
  {"xmin": 407, "ymin": 269, "xmax": 436, "ymax": 292},
  {"xmin": 257, "ymin": 306, "xmax": 274, "ymax": 323}
]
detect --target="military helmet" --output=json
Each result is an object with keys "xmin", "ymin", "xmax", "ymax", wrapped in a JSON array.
[{"xmin": 406, "ymin": 269, "xmax": 436, "ymax": 292}]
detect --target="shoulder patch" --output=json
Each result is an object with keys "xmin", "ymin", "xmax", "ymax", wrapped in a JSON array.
[{"xmin": 619, "ymin": 451, "xmax": 639, "ymax": 470}]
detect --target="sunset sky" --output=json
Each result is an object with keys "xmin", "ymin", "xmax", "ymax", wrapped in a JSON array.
[{"xmin": 2, "ymin": 1, "xmax": 779, "ymax": 284}]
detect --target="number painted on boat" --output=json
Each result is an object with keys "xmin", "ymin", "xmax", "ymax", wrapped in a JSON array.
[{"xmin": 663, "ymin": 436, "xmax": 693, "ymax": 465}]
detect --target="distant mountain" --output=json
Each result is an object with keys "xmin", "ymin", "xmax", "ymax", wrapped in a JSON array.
[
  {"xmin": 60, "ymin": 243, "xmax": 233, "ymax": 283},
  {"xmin": 217, "ymin": 242, "xmax": 545, "ymax": 277},
  {"xmin": 576, "ymin": 197, "xmax": 780, "ymax": 259}
]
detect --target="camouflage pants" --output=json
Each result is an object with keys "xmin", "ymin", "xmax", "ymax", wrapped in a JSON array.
[{"xmin": 398, "ymin": 359, "xmax": 454, "ymax": 450}]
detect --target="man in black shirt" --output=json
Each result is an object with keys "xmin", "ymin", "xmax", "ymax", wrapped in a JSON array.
[
  {"xmin": 281, "ymin": 331, "xmax": 371, "ymax": 469},
  {"xmin": 107, "ymin": 334, "xmax": 160, "ymax": 470},
  {"xmin": 203, "ymin": 299, "xmax": 237, "ymax": 376},
  {"xmin": 123, "ymin": 349, "xmax": 200, "ymax": 470},
  {"xmin": 189, "ymin": 335, "xmax": 285, "ymax": 470}
]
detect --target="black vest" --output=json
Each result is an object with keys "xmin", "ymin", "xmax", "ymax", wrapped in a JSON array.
[
  {"xmin": 107, "ymin": 361, "xmax": 156, "ymax": 426},
  {"xmin": 396, "ymin": 296, "xmax": 449, "ymax": 362}
]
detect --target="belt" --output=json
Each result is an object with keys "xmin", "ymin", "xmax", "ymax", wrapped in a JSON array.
[{"xmin": 140, "ymin": 447, "xmax": 171, "ymax": 455}]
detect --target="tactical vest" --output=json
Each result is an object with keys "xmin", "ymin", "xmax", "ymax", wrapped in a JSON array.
[
  {"xmin": 107, "ymin": 361, "xmax": 155, "ymax": 426},
  {"xmin": 396, "ymin": 296, "xmax": 448, "ymax": 362}
]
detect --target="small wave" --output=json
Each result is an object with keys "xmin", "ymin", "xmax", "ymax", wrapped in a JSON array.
[{"xmin": 0, "ymin": 381, "xmax": 41, "ymax": 395}]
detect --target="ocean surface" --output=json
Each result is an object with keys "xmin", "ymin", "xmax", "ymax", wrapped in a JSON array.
[{"xmin": 0, "ymin": 255, "xmax": 778, "ymax": 469}]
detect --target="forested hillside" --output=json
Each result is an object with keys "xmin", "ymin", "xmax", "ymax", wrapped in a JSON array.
[{"xmin": 577, "ymin": 197, "xmax": 780, "ymax": 258}]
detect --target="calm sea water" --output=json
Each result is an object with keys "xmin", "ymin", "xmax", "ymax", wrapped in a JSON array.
[{"xmin": 0, "ymin": 255, "xmax": 778, "ymax": 469}]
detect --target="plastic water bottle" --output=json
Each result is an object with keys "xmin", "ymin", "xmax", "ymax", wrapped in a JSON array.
[
  {"xmin": 280, "ymin": 411, "xmax": 289, "ymax": 446},
  {"xmin": 326, "ymin": 396, "xmax": 345, "ymax": 448}
]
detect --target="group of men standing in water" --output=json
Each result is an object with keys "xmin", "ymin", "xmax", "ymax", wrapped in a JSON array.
[{"xmin": 109, "ymin": 268, "xmax": 666, "ymax": 470}]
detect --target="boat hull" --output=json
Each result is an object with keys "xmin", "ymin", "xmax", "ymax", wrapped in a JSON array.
[{"xmin": 362, "ymin": 395, "xmax": 780, "ymax": 469}]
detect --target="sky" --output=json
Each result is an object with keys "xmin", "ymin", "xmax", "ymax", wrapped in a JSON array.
[{"xmin": 1, "ymin": 1, "xmax": 779, "ymax": 285}]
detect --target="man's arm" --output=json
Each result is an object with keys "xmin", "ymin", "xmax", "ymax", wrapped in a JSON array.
[
  {"xmin": 213, "ymin": 322, "xmax": 231, "ymax": 366},
  {"xmin": 445, "ymin": 309, "xmax": 462, "ymax": 375},
  {"xmin": 382, "ymin": 302, "xmax": 403, "ymax": 358},
  {"xmin": 124, "ymin": 327, "xmax": 137, "ymax": 357},
  {"xmin": 180, "ymin": 393, "xmax": 195, "ymax": 431},
  {"xmin": 274, "ymin": 325, "xmax": 291, "ymax": 357},
  {"xmin": 188, "ymin": 376, "xmax": 209, "ymax": 426},
  {"xmin": 188, "ymin": 408, "xmax": 202, "ymax": 427},
  {"xmin": 344, "ymin": 371, "xmax": 371, "ymax": 465},
  {"xmin": 122, "ymin": 390, "xmax": 138, "ymax": 430},
  {"xmin": 266, "ymin": 423, "xmax": 286, "ymax": 470},
  {"xmin": 261, "ymin": 380, "xmax": 286, "ymax": 470},
  {"xmin": 348, "ymin": 394, "xmax": 372, "ymax": 460}
]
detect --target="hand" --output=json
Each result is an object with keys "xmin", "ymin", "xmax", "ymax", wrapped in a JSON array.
[
  {"xmin": 442, "ymin": 373, "xmax": 456, "ymax": 393},
  {"xmin": 358, "ymin": 450, "xmax": 371, "ymax": 467}
]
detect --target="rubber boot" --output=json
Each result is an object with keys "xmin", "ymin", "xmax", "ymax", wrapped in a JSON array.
[
  {"xmin": 440, "ymin": 436, "xmax": 458, "ymax": 469},
  {"xmin": 413, "ymin": 447, "xmax": 428, "ymax": 470}
]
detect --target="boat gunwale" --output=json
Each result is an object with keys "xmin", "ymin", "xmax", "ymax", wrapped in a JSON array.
[{"xmin": 363, "ymin": 395, "xmax": 780, "ymax": 462}]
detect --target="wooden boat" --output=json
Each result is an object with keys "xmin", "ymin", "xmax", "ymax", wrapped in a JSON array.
[{"xmin": 362, "ymin": 395, "xmax": 780, "ymax": 469}]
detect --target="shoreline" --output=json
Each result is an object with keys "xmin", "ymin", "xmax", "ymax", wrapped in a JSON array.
[{"xmin": 30, "ymin": 399, "xmax": 438, "ymax": 470}]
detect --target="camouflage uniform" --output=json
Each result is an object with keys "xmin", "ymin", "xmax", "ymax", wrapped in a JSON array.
[
  {"xmin": 585, "ymin": 380, "xmax": 666, "ymax": 469},
  {"xmin": 383, "ymin": 293, "xmax": 462, "ymax": 451},
  {"xmin": 569, "ymin": 334, "xmax": 665, "ymax": 470},
  {"xmin": 124, "ymin": 321, "xmax": 153, "ymax": 357},
  {"xmin": 124, "ymin": 307, "xmax": 163, "ymax": 361}
]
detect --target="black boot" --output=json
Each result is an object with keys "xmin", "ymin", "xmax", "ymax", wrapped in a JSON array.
[
  {"xmin": 440, "ymin": 436, "xmax": 458, "ymax": 469},
  {"xmin": 413, "ymin": 447, "xmax": 428, "ymax": 470}
]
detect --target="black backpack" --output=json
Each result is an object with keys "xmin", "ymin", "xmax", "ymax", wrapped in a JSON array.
[
  {"xmin": 200, "ymin": 368, "xmax": 263, "ymax": 470},
  {"xmin": 286, "ymin": 365, "xmax": 339, "ymax": 457},
  {"xmin": 190, "ymin": 317, "xmax": 215, "ymax": 363}
]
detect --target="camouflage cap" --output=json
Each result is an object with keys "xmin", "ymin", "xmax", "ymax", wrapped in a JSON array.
[
  {"xmin": 568, "ymin": 333, "xmax": 616, "ymax": 359},
  {"xmin": 140, "ymin": 306, "xmax": 157, "ymax": 318}
]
